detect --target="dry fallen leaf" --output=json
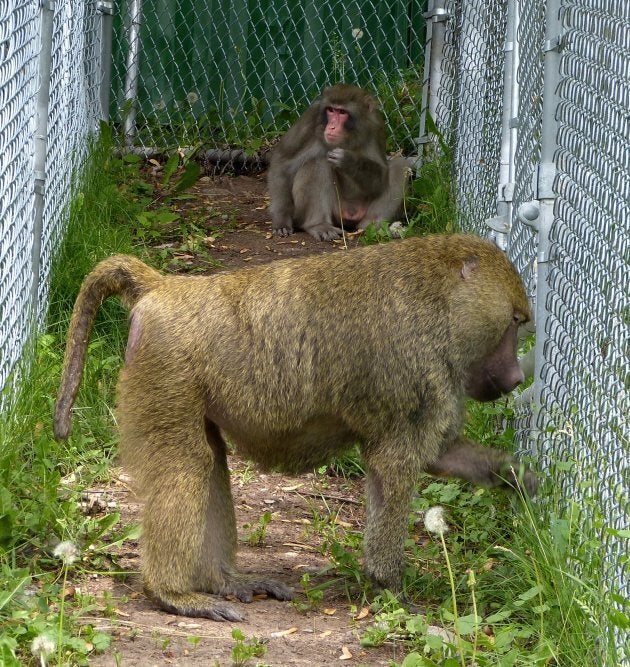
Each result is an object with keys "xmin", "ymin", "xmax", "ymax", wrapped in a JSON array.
[
  {"xmin": 280, "ymin": 484, "xmax": 304, "ymax": 491},
  {"xmin": 319, "ymin": 630, "xmax": 332, "ymax": 638},
  {"xmin": 334, "ymin": 517, "xmax": 353, "ymax": 529},
  {"xmin": 270, "ymin": 627, "xmax": 298, "ymax": 638},
  {"xmin": 323, "ymin": 608, "xmax": 337, "ymax": 615},
  {"xmin": 339, "ymin": 646, "xmax": 353, "ymax": 660},
  {"xmin": 60, "ymin": 472, "xmax": 77, "ymax": 486},
  {"xmin": 62, "ymin": 585, "xmax": 76, "ymax": 599},
  {"xmin": 354, "ymin": 606, "xmax": 370, "ymax": 620}
]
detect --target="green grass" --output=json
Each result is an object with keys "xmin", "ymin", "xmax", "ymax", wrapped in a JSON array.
[
  {"xmin": 0, "ymin": 127, "xmax": 138, "ymax": 666},
  {"xmin": 1, "ymin": 126, "xmax": 626, "ymax": 666},
  {"xmin": 348, "ymin": 405, "xmax": 627, "ymax": 666}
]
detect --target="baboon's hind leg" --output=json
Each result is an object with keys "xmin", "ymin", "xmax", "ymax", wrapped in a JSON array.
[
  {"xmin": 201, "ymin": 420, "xmax": 294, "ymax": 604},
  {"xmin": 117, "ymin": 369, "xmax": 257, "ymax": 621}
]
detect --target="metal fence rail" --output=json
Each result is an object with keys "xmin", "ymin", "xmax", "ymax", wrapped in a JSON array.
[
  {"xmin": 0, "ymin": 1, "xmax": 627, "ymax": 661},
  {"xmin": 433, "ymin": 0, "xmax": 629, "ymax": 661},
  {"xmin": 0, "ymin": 0, "xmax": 102, "ymax": 405}
]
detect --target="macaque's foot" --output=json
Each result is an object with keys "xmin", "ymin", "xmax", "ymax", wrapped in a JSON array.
[
  {"xmin": 273, "ymin": 225, "xmax": 294, "ymax": 237},
  {"xmin": 150, "ymin": 589, "xmax": 246, "ymax": 621},
  {"xmin": 220, "ymin": 577, "xmax": 294, "ymax": 603},
  {"xmin": 306, "ymin": 224, "xmax": 343, "ymax": 241}
]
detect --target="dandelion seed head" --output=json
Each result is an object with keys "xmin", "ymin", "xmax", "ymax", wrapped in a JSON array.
[
  {"xmin": 53, "ymin": 540, "xmax": 79, "ymax": 565},
  {"xmin": 186, "ymin": 91, "xmax": 199, "ymax": 105},
  {"xmin": 351, "ymin": 28, "xmax": 364, "ymax": 39},
  {"xmin": 31, "ymin": 635, "xmax": 55, "ymax": 657},
  {"xmin": 424, "ymin": 505, "xmax": 449, "ymax": 535}
]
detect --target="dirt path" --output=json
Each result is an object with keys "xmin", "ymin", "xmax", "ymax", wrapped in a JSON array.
[
  {"xmin": 83, "ymin": 463, "xmax": 409, "ymax": 666},
  {"xmin": 80, "ymin": 173, "xmax": 410, "ymax": 666}
]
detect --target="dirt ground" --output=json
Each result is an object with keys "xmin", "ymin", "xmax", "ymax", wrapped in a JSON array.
[
  {"xmin": 153, "ymin": 172, "xmax": 369, "ymax": 272},
  {"xmin": 79, "ymin": 173, "xmax": 414, "ymax": 666}
]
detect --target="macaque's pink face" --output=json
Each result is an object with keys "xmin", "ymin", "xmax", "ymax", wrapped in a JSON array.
[{"xmin": 324, "ymin": 106, "xmax": 349, "ymax": 145}]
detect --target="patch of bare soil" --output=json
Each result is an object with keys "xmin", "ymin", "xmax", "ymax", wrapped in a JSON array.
[
  {"xmin": 83, "ymin": 462, "xmax": 410, "ymax": 667},
  {"xmin": 81, "ymin": 174, "xmax": 409, "ymax": 666},
  {"xmin": 161, "ymin": 173, "xmax": 366, "ymax": 272}
]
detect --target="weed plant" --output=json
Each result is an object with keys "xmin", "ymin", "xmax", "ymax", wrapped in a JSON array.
[
  {"xmin": 352, "ymin": 405, "xmax": 627, "ymax": 666},
  {"xmin": 0, "ymin": 127, "xmax": 138, "ymax": 665}
]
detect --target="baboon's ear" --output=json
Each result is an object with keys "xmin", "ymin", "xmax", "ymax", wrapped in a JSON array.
[{"xmin": 460, "ymin": 255, "xmax": 479, "ymax": 280}]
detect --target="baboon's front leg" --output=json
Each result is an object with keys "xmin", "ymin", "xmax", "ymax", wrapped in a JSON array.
[{"xmin": 427, "ymin": 436, "xmax": 537, "ymax": 495}]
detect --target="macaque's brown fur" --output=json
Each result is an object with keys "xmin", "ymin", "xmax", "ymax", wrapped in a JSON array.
[
  {"xmin": 268, "ymin": 83, "xmax": 410, "ymax": 241},
  {"xmin": 54, "ymin": 234, "xmax": 535, "ymax": 621}
]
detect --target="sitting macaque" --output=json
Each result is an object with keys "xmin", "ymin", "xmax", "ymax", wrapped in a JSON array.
[{"xmin": 268, "ymin": 84, "xmax": 410, "ymax": 241}]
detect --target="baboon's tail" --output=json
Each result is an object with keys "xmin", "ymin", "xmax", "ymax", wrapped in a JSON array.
[{"xmin": 53, "ymin": 255, "xmax": 163, "ymax": 440}]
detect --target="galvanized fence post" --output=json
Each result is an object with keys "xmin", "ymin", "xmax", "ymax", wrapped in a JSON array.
[
  {"xmin": 123, "ymin": 0, "xmax": 143, "ymax": 146},
  {"xmin": 30, "ymin": 0, "xmax": 56, "ymax": 320},
  {"xmin": 417, "ymin": 0, "xmax": 449, "ymax": 165},
  {"xmin": 98, "ymin": 0, "xmax": 115, "ymax": 121},
  {"xmin": 485, "ymin": 0, "xmax": 518, "ymax": 252},
  {"xmin": 515, "ymin": 0, "xmax": 563, "ymax": 449}
]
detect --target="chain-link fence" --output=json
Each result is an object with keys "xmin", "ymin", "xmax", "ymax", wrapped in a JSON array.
[
  {"xmin": 0, "ymin": 0, "xmax": 39, "ymax": 403},
  {"xmin": 432, "ymin": 0, "xmax": 628, "ymax": 661},
  {"xmin": 0, "ymin": 0, "xmax": 102, "ymax": 405},
  {"xmin": 546, "ymin": 3, "xmax": 629, "ymax": 656},
  {"xmin": 110, "ymin": 0, "xmax": 426, "ymax": 166},
  {"xmin": 0, "ymin": 0, "xmax": 628, "ymax": 660}
]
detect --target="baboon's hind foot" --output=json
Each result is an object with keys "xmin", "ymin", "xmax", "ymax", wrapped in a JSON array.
[
  {"xmin": 220, "ymin": 576, "xmax": 294, "ymax": 603},
  {"xmin": 149, "ymin": 590, "xmax": 245, "ymax": 621}
]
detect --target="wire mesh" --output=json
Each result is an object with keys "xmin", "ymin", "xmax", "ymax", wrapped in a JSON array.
[
  {"xmin": 0, "ymin": 0, "xmax": 102, "ymax": 405},
  {"xmin": 434, "ymin": 0, "xmax": 508, "ymax": 235},
  {"xmin": 0, "ymin": 0, "xmax": 39, "ymax": 401},
  {"xmin": 508, "ymin": 0, "xmax": 544, "ymax": 289},
  {"xmin": 38, "ymin": 0, "xmax": 103, "ymax": 321},
  {"xmin": 110, "ymin": 0, "xmax": 426, "ymax": 166},
  {"xmin": 548, "ymin": 0, "xmax": 629, "ymax": 655}
]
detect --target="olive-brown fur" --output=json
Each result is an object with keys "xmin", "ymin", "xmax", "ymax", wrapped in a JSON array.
[{"xmin": 54, "ymin": 234, "xmax": 534, "ymax": 620}]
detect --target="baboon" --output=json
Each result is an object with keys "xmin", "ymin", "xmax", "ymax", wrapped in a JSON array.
[
  {"xmin": 54, "ymin": 234, "xmax": 536, "ymax": 621},
  {"xmin": 268, "ymin": 83, "xmax": 410, "ymax": 241}
]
